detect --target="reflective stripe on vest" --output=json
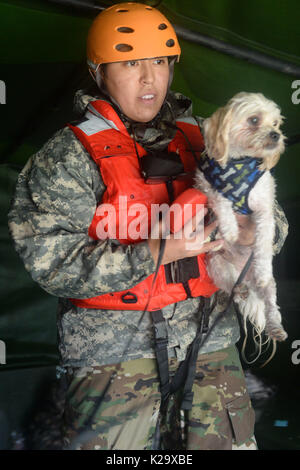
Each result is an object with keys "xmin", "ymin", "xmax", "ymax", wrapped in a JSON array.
[{"xmin": 68, "ymin": 99, "xmax": 218, "ymax": 311}]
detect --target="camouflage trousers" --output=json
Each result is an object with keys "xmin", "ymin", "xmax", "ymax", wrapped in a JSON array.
[{"xmin": 62, "ymin": 345, "xmax": 257, "ymax": 450}]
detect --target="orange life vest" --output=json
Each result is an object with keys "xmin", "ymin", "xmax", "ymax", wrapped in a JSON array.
[{"xmin": 68, "ymin": 99, "xmax": 217, "ymax": 311}]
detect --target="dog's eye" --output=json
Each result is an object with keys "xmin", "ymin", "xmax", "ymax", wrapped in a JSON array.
[
  {"xmin": 273, "ymin": 120, "xmax": 278, "ymax": 126},
  {"xmin": 248, "ymin": 116, "xmax": 259, "ymax": 125}
]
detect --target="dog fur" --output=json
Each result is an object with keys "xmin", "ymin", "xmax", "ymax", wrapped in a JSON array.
[{"xmin": 195, "ymin": 92, "xmax": 288, "ymax": 342}]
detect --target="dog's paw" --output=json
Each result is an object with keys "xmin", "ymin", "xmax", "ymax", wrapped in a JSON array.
[
  {"xmin": 265, "ymin": 312, "xmax": 288, "ymax": 341},
  {"xmin": 266, "ymin": 325, "xmax": 288, "ymax": 342}
]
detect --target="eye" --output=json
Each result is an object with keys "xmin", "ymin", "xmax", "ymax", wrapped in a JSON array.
[
  {"xmin": 273, "ymin": 120, "xmax": 279, "ymax": 126},
  {"xmin": 153, "ymin": 57, "xmax": 166, "ymax": 65},
  {"xmin": 248, "ymin": 116, "xmax": 260, "ymax": 125},
  {"xmin": 126, "ymin": 60, "xmax": 138, "ymax": 67}
]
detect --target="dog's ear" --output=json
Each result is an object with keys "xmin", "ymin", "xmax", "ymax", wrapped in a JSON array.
[
  {"xmin": 259, "ymin": 152, "xmax": 281, "ymax": 171},
  {"xmin": 203, "ymin": 105, "xmax": 233, "ymax": 166}
]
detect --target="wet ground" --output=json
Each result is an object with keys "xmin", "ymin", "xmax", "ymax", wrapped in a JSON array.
[{"xmin": 244, "ymin": 370, "xmax": 300, "ymax": 450}]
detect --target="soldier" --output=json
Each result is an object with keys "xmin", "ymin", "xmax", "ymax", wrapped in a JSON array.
[{"xmin": 8, "ymin": 3, "xmax": 287, "ymax": 450}]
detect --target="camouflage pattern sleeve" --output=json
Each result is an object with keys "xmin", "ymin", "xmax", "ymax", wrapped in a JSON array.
[
  {"xmin": 273, "ymin": 200, "xmax": 289, "ymax": 255},
  {"xmin": 8, "ymin": 127, "xmax": 156, "ymax": 298}
]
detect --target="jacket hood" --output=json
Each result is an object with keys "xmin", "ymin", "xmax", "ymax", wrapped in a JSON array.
[{"xmin": 73, "ymin": 89, "xmax": 100, "ymax": 115}]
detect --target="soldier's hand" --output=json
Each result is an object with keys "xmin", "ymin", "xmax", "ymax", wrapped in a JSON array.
[{"xmin": 148, "ymin": 209, "xmax": 224, "ymax": 265}]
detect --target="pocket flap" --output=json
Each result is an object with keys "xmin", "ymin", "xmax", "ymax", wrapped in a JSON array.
[{"xmin": 225, "ymin": 393, "xmax": 256, "ymax": 446}]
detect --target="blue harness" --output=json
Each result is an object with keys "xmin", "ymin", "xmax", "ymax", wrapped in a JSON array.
[{"xmin": 198, "ymin": 154, "xmax": 265, "ymax": 215}]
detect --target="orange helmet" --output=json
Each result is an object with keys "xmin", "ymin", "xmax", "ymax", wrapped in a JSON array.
[{"xmin": 87, "ymin": 2, "xmax": 181, "ymax": 71}]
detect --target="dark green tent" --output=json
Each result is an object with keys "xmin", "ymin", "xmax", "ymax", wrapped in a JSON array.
[{"xmin": 1, "ymin": 0, "xmax": 300, "ymax": 450}]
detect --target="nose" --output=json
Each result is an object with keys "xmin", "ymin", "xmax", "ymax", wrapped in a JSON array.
[
  {"xmin": 269, "ymin": 131, "xmax": 280, "ymax": 142},
  {"xmin": 140, "ymin": 60, "xmax": 154, "ymax": 84}
]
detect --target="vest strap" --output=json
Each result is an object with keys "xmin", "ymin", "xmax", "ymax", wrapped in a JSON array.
[
  {"xmin": 151, "ymin": 297, "xmax": 211, "ymax": 413},
  {"xmin": 179, "ymin": 297, "xmax": 210, "ymax": 410},
  {"xmin": 151, "ymin": 310, "xmax": 170, "ymax": 403}
]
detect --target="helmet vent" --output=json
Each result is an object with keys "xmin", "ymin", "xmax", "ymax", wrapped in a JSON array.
[
  {"xmin": 158, "ymin": 23, "xmax": 167, "ymax": 30},
  {"xmin": 116, "ymin": 9, "xmax": 129, "ymax": 13},
  {"xmin": 145, "ymin": 7, "xmax": 153, "ymax": 10},
  {"xmin": 166, "ymin": 39, "xmax": 175, "ymax": 47},
  {"xmin": 115, "ymin": 43, "xmax": 133, "ymax": 52},
  {"xmin": 117, "ymin": 27, "xmax": 135, "ymax": 33}
]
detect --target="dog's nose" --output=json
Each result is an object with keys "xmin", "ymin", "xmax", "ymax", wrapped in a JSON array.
[{"xmin": 269, "ymin": 131, "xmax": 280, "ymax": 142}]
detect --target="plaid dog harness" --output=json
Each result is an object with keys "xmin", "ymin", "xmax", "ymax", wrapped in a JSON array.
[{"xmin": 198, "ymin": 154, "xmax": 265, "ymax": 215}]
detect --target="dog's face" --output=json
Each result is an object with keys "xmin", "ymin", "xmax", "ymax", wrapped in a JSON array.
[{"xmin": 203, "ymin": 92, "xmax": 285, "ymax": 170}]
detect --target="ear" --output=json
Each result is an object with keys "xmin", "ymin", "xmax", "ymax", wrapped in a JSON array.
[
  {"xmin": 259, "ymin": 152, "xmax": 281, "ymax": 171},
  {"xmin": 203, "ymin": 105, "xmax": 233, "ymax": 166}
]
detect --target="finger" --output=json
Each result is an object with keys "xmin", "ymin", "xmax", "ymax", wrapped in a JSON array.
[
  {"xmin": 185, "ymin": 238, "xmax": 224, "ymax": 255},
  {"xmin": 202, "ymin": 219, "xmax": 219, "ymax": 238},
  {"xmin": 202, "ymin": 239, "xmax": 224, "ymax": 253},
  {"xmin": 185, "ymin": 218, "xmax": 218, "ymax": 245},
  {"xmin": 184, "ymin": 207, "xmax": 208, "ymax": 233}
]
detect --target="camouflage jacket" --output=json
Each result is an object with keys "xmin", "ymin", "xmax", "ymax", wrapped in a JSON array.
[{"xmin": 8, "ymin": 91, "xmax": 289, "ymax": 367}]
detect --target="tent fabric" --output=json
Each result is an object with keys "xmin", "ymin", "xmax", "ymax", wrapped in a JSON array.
[{"xmin": 0, "ymin": 0, "xmax": 300, "ymax": 450}]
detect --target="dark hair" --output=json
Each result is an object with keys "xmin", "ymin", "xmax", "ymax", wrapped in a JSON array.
[{"xmin": 100, "ymin": 63, "xmax": 108, "ymax": 77}]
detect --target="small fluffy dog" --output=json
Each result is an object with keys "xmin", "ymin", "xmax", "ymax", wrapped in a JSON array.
[{"xmin": 195, "ymin": 92, "xmax": 288, "ymax": 342}]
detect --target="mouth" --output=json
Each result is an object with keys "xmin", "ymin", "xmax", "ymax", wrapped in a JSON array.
[
  {"xmin": 264, "ymin": 139, "xmax": 282, "ymax": 150},
  {"xmin": 264, "ymin": 142, "xmax": 279, "ymax": 150},
  {"xmin": 138, "ymin": 93, "xmax": 156, "ymax": 104}
]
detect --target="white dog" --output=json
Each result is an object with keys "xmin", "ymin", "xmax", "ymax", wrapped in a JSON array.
[{"xmin": 195, "ymin": 92, "xmax": 288, "ymax": 342}]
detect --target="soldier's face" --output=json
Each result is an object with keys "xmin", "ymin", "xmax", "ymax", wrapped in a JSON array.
[{"xmin": 103, "ymin": 57, "xmax": 170, "ymax": 123}]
